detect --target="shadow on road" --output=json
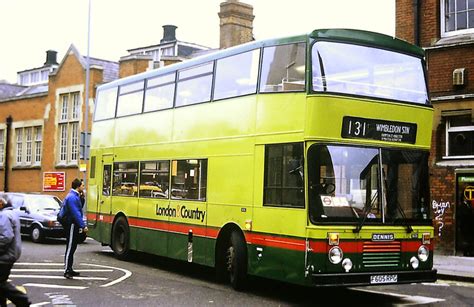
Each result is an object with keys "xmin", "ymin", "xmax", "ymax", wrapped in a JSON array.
[{"xmin": 94, "ymin": 249, "xmax": 409, "ymax": 306}]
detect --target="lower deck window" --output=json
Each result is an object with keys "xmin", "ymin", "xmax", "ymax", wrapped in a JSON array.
[
  {"xmin": 171, "ymin": 159, "xmax": 207, "ymax": 201},
  {"xmin": 264, "ymin": 143, "xmax": 304, "ymax": 208}
]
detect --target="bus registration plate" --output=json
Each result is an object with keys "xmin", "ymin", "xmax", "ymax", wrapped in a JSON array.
[{"xmin": 370, "ymin": 274, "xmax": 398, "ymax": 284}]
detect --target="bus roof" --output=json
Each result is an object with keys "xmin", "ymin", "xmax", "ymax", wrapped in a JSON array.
[
  {"xmin": 98, "ymin": 28, "xmax": 424, "ymax": 91},
  {"xmin": 310, "ymin": 29, "xmax": 425, "ymax": 58}
]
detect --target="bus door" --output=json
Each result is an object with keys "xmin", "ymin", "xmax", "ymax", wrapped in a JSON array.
[{"xmin": 97, "ymin": 154, "xmax": 114, "ymax": 244}]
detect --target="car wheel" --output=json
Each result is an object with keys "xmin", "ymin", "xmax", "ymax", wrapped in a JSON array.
[
  {"xmin": 111, "ymin": 216, "xmax": 131, "ymax": 260},
  {"xmin": 31, "ymin": 225, "xmax": 44, "ymax": 243}
]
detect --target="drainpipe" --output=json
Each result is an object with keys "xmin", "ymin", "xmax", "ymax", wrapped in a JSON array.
[
  {"xmin": 4, "ymin": 116, "xmax": 12, "ymax": 192},
  {"xmin": 413, "ymin": 0, "xmax": 421, "ymax": 46}
]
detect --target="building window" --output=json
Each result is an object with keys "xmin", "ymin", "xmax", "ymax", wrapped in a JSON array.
[
  {"xmin": 445, "ymin": 114, "xmax": 474, "ymax": 158},
  {"xmin": 442, "ymin": 0, "xmax": 474, "ymax": 36},
  {"xmin": 0, "ymin": 130, "xmax": 4, "ymax": 167},
  {"xmin": 58, "ymin": 92, "xmax": 81, "ymax": 165},
  {"xmin": 41, "ymin": 70, "xmax": 49, "ymax": 82},
  {"xmin": 31, "ymin": 72, "xmax": 39, "ymax": 84},
  {"xmin": 15, "ymin": 126, "xmax": 42, "ymax": 166},
  {"xmin": 19, "ymin": 74, "xmax": 29, "ymax": 85},
  {"xmin": 264, "ymin": 143, "xmax": 304, "ymax": 208},
  {"xmin": 34, "ymin": 127, "xmax": 42, "ymax": 164}
]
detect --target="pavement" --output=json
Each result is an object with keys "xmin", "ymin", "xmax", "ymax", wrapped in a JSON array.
[{"xmin": 434, "ymin": 255, "xmax": 474, "ymax": 282}]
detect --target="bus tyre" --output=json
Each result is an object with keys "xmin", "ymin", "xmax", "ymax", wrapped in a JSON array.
[
  {"xmin": 227, "ymin": 232, "xmax": 248, "ymax": 290},
  {"xmin": 111, "ymin": 216, "xmax": 131, "ymax": 260}
]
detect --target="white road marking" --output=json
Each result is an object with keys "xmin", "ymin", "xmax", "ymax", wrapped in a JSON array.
[
  {"xmin": 353, "ymin": 288, "xmax": 445, "ymax": 304},
  {"xmin": 15, "ymin": 262, "xmax": 64, "ymax": 266},
  {"xmin": 11, "ymin": 274, "xmax": 107, "ymax": 281},
  {"xmin": 422, "ymin": 282, "xmax": 450, "ymax": 287},
  {"xmin": 30, "ymin": 302, "xmax": 49, "ymax": 306},
  {"xmin": 82, "ymin": 263, "xmax": 132, "ymax": 287},
  {"xmin": 13, "ymin": 269, "xmax": 113, "ymax": 272},
  {"xmin": 24, "ymin": 283, "xmax": 87, "ymax": 290},
  {"xmin": 15, "ymin": 262, "xmax": 130, "ymax": 288}
]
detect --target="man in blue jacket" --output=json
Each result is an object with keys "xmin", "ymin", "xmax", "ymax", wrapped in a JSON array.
[{"xmin": 63, "ymin": 178, "xmax": 88, "ymax": 279}]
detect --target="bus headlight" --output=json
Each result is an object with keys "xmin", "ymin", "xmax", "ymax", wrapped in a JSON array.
[
  {"xmin": 342, "ymin": 258, "xmax": 353, "ymax": 272},
  {"xmin": 328, "ymin": 246, "xmax": 343, "ymax": 264},
  {"xmin": 410, "ymin": 256, "xmax": 419, "ymax": 269},
  {"xmin": 418, "ymin": 245, "xmax": 429, "ymax": 262}
]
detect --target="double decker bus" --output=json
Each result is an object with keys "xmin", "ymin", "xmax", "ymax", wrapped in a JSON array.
[{"xmin": 87, "ymin": 28, "xmax": 436, "ymax": 289}]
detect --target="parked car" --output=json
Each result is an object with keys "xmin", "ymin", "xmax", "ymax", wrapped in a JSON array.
[
  {"xmin": 0, "ymin": 192, "xmax": 88, "ymax": 244},
  {"xmin": 0, "ymin": 192, "xmax": 64, "ymax": 243}
]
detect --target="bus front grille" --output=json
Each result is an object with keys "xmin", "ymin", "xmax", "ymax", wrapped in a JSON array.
[{"xmin": 362, "ymin": 241, "xmax": 401, "ymax": 268}]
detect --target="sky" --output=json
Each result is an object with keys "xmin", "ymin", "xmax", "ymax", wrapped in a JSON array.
[{"xmin": 0, "ymin": 0, "xmax": 395, "ymax": 84}]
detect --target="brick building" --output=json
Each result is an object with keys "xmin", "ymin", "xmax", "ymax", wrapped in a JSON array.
[
  {"xmin": 0, "ymin": 45, "xmax": 118, "ymax": 199},
  {"xmin": 396, "ymin": 0, "xmax": 474, "ymax": 256}
]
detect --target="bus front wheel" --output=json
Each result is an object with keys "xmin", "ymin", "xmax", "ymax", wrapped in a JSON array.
[
  {"xmin": 111, "ymin": 216, "xmax": 131, "ymax": 260},
  {"xmin": 226, "ymin": 232, "xmax": 248, "ymax": 290}
]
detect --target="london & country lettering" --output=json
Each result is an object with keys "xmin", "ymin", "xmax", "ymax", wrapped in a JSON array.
[{"xmin": 156, "ymin": 204, "xmax": 206, "ymax": 222}]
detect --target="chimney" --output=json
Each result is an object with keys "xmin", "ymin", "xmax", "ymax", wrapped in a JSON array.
[
  {"xmin": 44, "ymin": 50, "xmax": 58, "ymax": 66},
  {"xmin": 218, "ymin": 0, "xmax": 254, "ymax": 49},
  {"xmin": 161, "ymin": 25, "xmax": 177, "ymax": 43}
]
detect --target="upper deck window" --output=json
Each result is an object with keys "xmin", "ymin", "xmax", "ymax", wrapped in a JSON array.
[
  {"xmin": 95, "ymin": 87, "xmax": 118, "ymax": 121},
  {"xmin": 144, "ymin": 73, "xmax": 175, "ymax": 112},
  {"xmin": 312, "ymin": 41, "xmax": 429, "ymax": 105},
  {"xmin": 116, "ymin": 81, "xmax": 145, "ymax": 117},
  {"xmin": 260, "ymin": 42, "xmax": 306, "ymax": 93},
  {"xmin": 176, "ymin": 62, "xmax": 213, "ymax": 107},
  {"xmin": 214, "ymin": 49, "xmax": 260, "ymax": 100}
]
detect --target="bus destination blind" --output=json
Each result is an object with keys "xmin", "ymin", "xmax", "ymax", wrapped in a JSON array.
[{"xmin": 341, "ymin": 116, "xmax": 417, "ymax": 144}]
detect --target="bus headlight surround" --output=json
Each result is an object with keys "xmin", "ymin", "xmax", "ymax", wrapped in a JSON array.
[
  {"xmin": 410, "ymin": 256, "xmax": 419, "ymax": 269},
  {"xmin": 418, "ymin": 245, "xmax": 429, "ymax": 262},
  {"xmin": 328, "ymin": 246, "xmax": 343, "ymax": 264},
  {"xmin": 342, "ymin": 258, "xmax": 353, "ymax": 272}
]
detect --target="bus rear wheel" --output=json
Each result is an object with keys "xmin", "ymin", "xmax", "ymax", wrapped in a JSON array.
[
  {"xmin": 111, "ymin": 216, "xmax": 131, "ymax": 260},
  {"xmin": 225, "ymin": 232, "xmax": 248, "ymax": 290}
]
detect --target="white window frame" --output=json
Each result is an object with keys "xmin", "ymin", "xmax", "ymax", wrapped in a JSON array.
[
  {"xmin": 14, "ymin": 125, "xmax": 43, "ymax": 167},
  {"xmin": 57, "ymin": 91, "xmax": 81, "ymax": 165},
  {"xmin": 441, "ymin": 0, "xmax": 474, "ymax": 37},
  {"xmin": 0, "ymin": 129, "xmax": 4, "ymax": 167},
  {"xmin": 34, "ymin": 127, "xmax": 42, "ymax": 164},
  {"xmin": 444, "ymin": 115, "xmax": 474, "ymax": 159}
]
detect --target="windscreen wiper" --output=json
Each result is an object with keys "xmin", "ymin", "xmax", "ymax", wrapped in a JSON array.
[
  {"xmin": 353, "ymin": 191, "xmax": 378, "ymax": 233},
  {"xmin": 394, "ymin": 201, "xmax": 413, "ymax": 233}
]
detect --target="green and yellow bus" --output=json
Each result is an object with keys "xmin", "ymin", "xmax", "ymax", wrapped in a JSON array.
[{"xmin": 87, "ymin": 28, "xmax": 436, "ymax": 289}]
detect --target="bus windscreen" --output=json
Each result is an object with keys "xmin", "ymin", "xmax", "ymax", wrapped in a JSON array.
[
  {"xmin": 312, "ymin": 41, "xmax": 429, "ymax": 105},
  {"xmin": 308, "ymin": 144, "xmax": 431, "ymax": 225}
]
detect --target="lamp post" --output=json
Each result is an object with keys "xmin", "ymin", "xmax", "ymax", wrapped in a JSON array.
[{"xmin": 83, "ymin": 0, "xmax": 92, "ymax": 208}]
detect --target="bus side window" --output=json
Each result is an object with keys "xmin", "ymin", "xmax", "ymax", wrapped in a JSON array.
[
  {"xmin": 102, "ymin": 165, "xmax": 111, "ymax": 196},
  {"xmin": 95, "ymin": 87, "xmax": 118, "ymax": 121},
  {"xmin": 263, "ymin": 143, "xmax": 304, "ymax": 208},
  {"xmin": 260, "ymin": 42, "xmax": 306, "ymax": 93},
  {"xmin": 214, "ymin": 49, "xmax": 260, "ymax": 100},
  {"xmin": 139, "ymin": 160, "xmax": 170, "ymax": 199},
  {"xmin": 176, "ymin": 63, "xmax": 214, "ymax": 107},
  {"xmin": 112, "ymin": 162, "xmax": 139, "ymax": 197},
  {"xmin": 171, "ymin": 159, "xmax": 207, "ymax": 201}
]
